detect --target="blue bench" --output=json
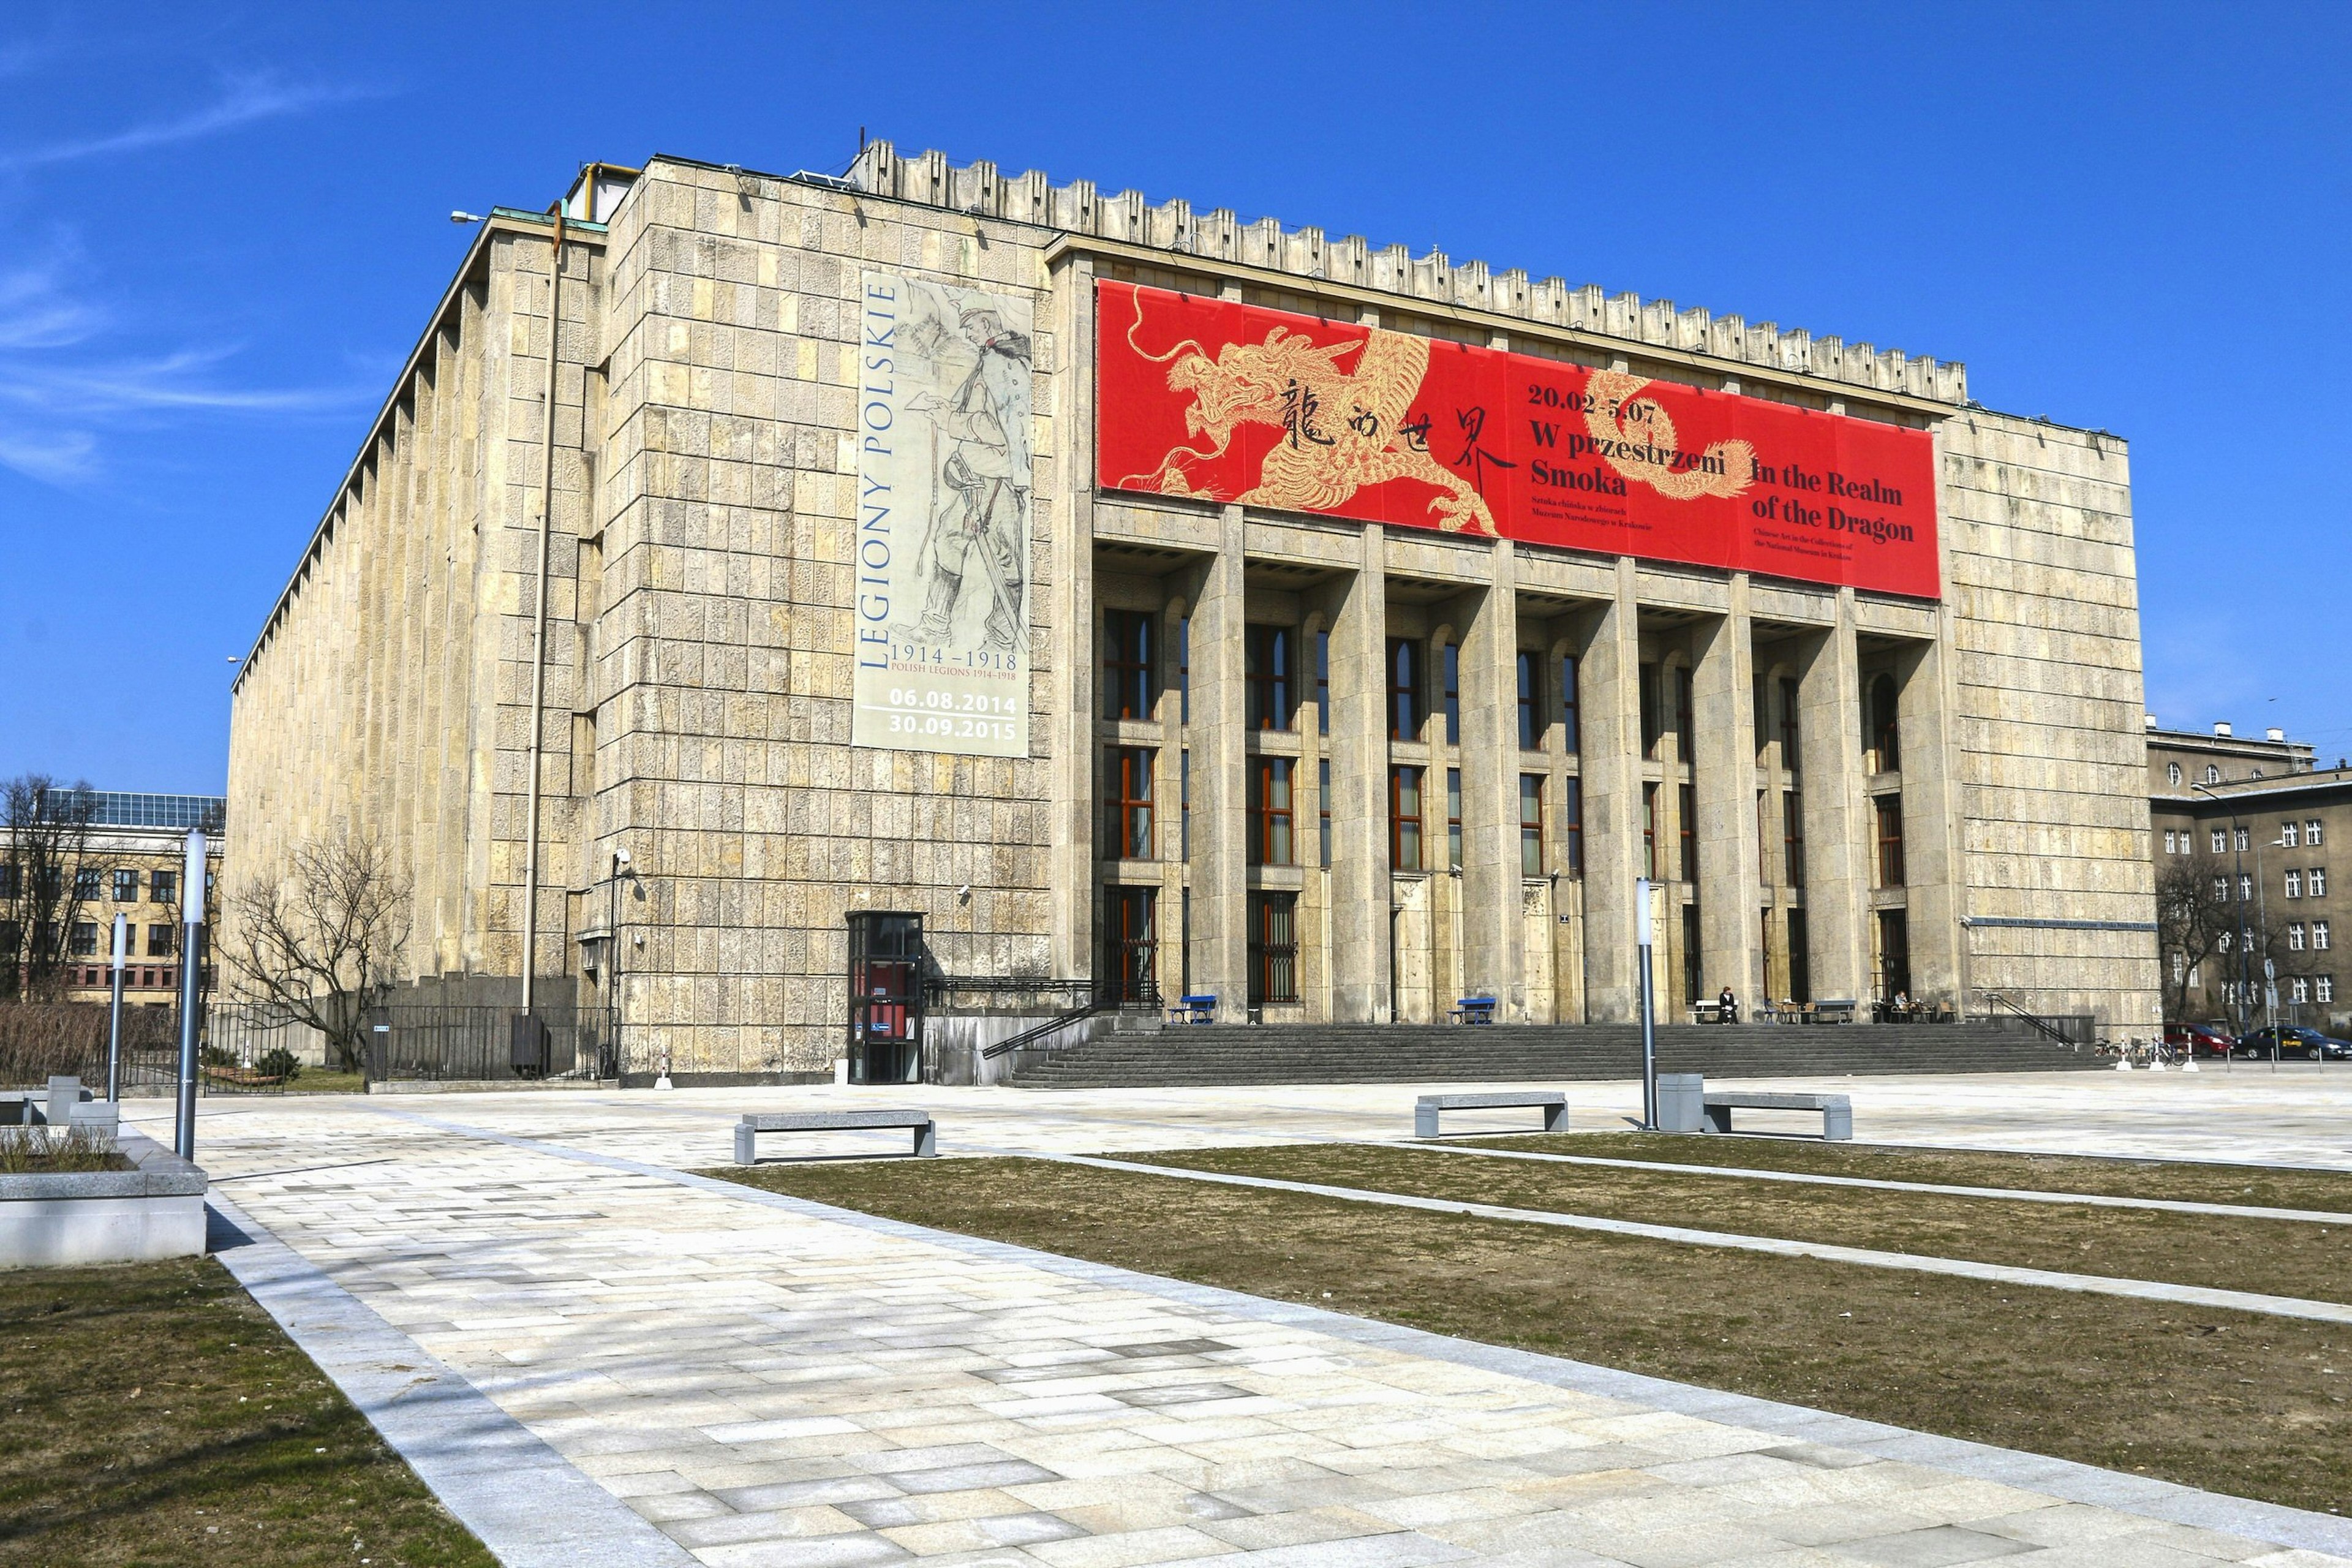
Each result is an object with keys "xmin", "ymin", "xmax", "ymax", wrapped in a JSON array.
[
  {"xmin": 1167, "ymin": 993, "xmax": 1217, "ymax": 1025},
  {"xmin": 1450, "ymin": 996, "xmax": 1497, "ymax": 1025}
]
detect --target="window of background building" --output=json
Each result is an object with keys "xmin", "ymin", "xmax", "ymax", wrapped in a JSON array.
[
  {"xmin": 1318, "ymin": 760, "xmax": 1332, "ymax": 869},
  {"xmin": 2285, "ymin": 821, "xmax": 2302, "ymax": 848},
  {"xmin": 0, "ymin": 921, "xmax": 16, "ymax": 958},
  {"xmin": 1639, "ymin": 663, "xmax": 1662, "ymax": 758},
  {"xmin": 2237, "ymin": 827, "xmax": 2250, "ymax": 852},
  {"xmin": 1388, "ymin": 639, "xmax": 1422, "ymax": 741},
  {"xmin": 2207, "ymin": 765, "xmax": 2222, "ymax": 784},
  {"xmin": 1248, "ymin": 891, "xmax": 1299, "ymax": 1006},
  {"xmin": 1315, "ymin": 632, "xmax": 1330, "ymax": 735},
  {"xmin": 72, "ymin": 869, "xmax": 100, "ymax": 900},
  {"xmin": 1517, "ymin": 652, "xmax": 1539, "ymax": 750},
  {"xmin": 111, "ymin": 869, "xmax": 137, "ymax": 903},
  {"xmin": 1520, "ymin": 775, "xmax": 1544, "ymax": 877},
  {"xmin": 2293, "ymin": 977, "xmax": 2310, "ymax": 1004},
  {"xmin": 1104, "ymin": 888, "xmax": 1156, "ymax": 1005},
  {"xmin": 1390, "ymin": 766, "xmax": 1424, "ymax": 871},
  {"xmin": 1560, "ymin": 654, "xmax": 1580, "ymax": 754},
  {"xmin": 2313, "ymin": 867, "xmax": 2329, "ymax": 896},
  {"xmin": 1441, "ymin": 643, "xmax": 1460, "ymax": 745},
  {"xmin": 1249, "ymin": 758, "xmax": 1295, "ymax": 866},
  {"xmin": 2321, "ymin": 976, "xmax": 2336, "ymax": 1003},
  {"xmin": 1779, "ymin": 677, "xmax": 1801, "ymax": 771},
  {"xmin": 1869, "ymin": 673, "xmax": 1901, "ymax": 772},
  {"xmin": 1643, "ymin": 783, "xmax": 1660, "ymax": 880},
  {"xmin": 0, "ymin": 864, "xmax": 15, "ymax": 900},
  {"xmin": 2237, "ymin": 873, "xmax": 2252, "ymax": 900},
  {"xmin": 1783, "ymin": 791, "xmax": 1806, "ymax": 888},
  {"xmin": 2290, "ymin": 923, "xmax": 2307, "ymax": 951},
  {"xmin": 1562, "ymin": 776, "xmax": 1583, "ymax": 876},
  {"xmin": 2164, "ymin": 830, "xmax": 2176, "ymax": 854},
  {"xmin": 2288, "ymin": 870, "xmax": 2304, "ymax": 899},
  {"xmin": 151, "ymin": 869, "xmax": 176, "ymax": 905},
  {"xmin": 148, "ymin": 924, "xmax": 174, "ymax": 957},
  {"xmin": 2310, "ymin": 820, "xmax": 2325, "ymax": 846},
  {"xmin": 1876, "ymin": 796, "xmax": 1905, "ymax": 888},
  {"xmin": 69, "ymin": 921, "xmax": 97, "ymax": 957},
  {"xmin": 2212, "ymin": 829, "xmax": 2227, "ymax": 853},
  {"xmin": 1102, "ymin": 609, "xmax": 1155, "ymax": 720},
  {"xmin": 1678, "ymin": 782, "xmax": 1698, "ymax": 881},
  {"xmin": 2316, "ymin": 919, "xmax": 2331, "ymax": 950},
  {"xmin": 2168, "ymin": 762, "xmax": 2183, "ymax": 786},
  {"xmin": 1245, "ymin": 625, "xmax": 1295, "ymax": 731},
  {"xmin": 1104, "ymin": 747, "xmax": 1155, "ymax": 859},
  {"xmin": 1446, "ymin": 769, "xmax": 1463, "ymax": 871}
]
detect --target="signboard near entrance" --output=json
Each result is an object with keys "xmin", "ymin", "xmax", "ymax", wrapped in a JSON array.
[
  {"xmin": 1095, "ymin": 281, "xmax": 1940, "ymax": 600},
  {"xmin": 851, "ymin": 270, "xmax": 1035, "ymax": 756}
]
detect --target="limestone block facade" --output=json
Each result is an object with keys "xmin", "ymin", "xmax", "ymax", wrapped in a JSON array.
[{"xmin": 227, "ymin": 144, "xmax": 2160, "ymax": 1080}]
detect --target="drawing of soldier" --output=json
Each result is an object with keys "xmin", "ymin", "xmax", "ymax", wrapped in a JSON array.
[{"xmin": 899, "ymin": 299, "xmax": 1031, "ymax": 654}]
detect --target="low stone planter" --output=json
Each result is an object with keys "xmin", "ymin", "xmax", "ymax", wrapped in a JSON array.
[{"xmin": 0, "ymin": 1131, "xmax": 206, "ymax": 1268}]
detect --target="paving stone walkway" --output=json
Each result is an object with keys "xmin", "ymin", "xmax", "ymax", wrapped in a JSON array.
[{"xmin": 139, "ymin": 1076, "xmax": 2352, "ymax": 1567}]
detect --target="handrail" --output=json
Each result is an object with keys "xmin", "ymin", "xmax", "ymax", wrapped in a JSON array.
[
  {"xmin": 977, "ymin": 981, "xmax": 1161, "ymax": 1060},
  {"xmin": 1978, "ymin": 991, "xmax": 2079, "ymax": 1049}
]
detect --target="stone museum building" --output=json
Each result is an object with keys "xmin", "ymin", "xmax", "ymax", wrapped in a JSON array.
[{"xmin": 225, "ymin": 141, "xmax": 2162, "ymax": 1080}]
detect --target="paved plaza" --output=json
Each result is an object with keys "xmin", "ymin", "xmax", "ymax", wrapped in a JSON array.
[{"xmin": 129, "ymin": 1069, "xmax": 2352, "ymax": 1566}]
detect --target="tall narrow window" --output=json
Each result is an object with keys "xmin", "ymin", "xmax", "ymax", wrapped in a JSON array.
[
  {"xmin": 1318, "ymin": 759, "xmax": 1332, "ymax": 868},
  {"xmin": 1520, "ymin": 775, "xmax": 1545, "ymax": 877},
  {"xmin": 1869, "ymin": 673, "xmax": 1901, "ymax": 772},
  {"xmin": 1445, "ymin": 769, "xmax": 1464, "ymax": 870},
  {"xmin": 1101, "ymin": 609, "xmax": 1155, "ymax": 721},
  {"xmin": 1675, "ymin": 666, "xmax": 1695, "ymax": 762},
  {"xmin": 1875, "ymin": 796, "xmax": 1905, "ymax": 888},
  {"xmin": 1248, "ymin": 892, "xmax": 1300, "ymax": 1005},
  {"xmin": 1757, "ymin": 790, "xmax": 1771, "ymax": 885},
  {"xmin": 1783, "ymin": 791, "xmax": 1806, "ymax": 888},
  {"xmin": 1441, "ymin": 642, "xmax": 1461, "ymax": 745},
  {"xmin": 1104, "ymin": 747, "xmax": 1155, "ymax": 859},
  {"xmin": 1517, "ymin": 651, "xmax": 1539, "ymax": 749},
  {"xmin": 1679, "ymin": 783, "xmax": 1698, "ymax": 881},
  {"xmin": 1180, "ymin": 750, "xmax": 1191, "ymax": 859},
  {"xmin": 1878, "ymin": 908, "xmax": 1912, "ymax": 998},
  {"xmin": 1562, "ymin": 776, "xmax": 1584, "ymax": 876},
  {"xmin": 1245, "ymin": 625, "xmax": 1295, "ymax": 731},
  {"xmin": 1753, "ymin": 674, "xmax": 1770, "ymax": 764},
  {"xmin": 1388, "ymin": 639, "xmax": 1422, "ymax": 741},
  {"xmin": 1391, "ymin": 765, "xmax": 1425, "ymax": 871},
  {"xmin": 1315, "ymin": 631, "xmax": 1330, "ymax": 735},
  {"xmin": 2284, "ymin": 821, "xmax": 2302, "ymax": 848},
  {"xmin": 1560, "ymin": 654, "xmax": 1581, "ymax": 755},
  {"xmin": 1787, "ymin": 908, "xmax": 1811, "ymax": 1002},
  {"xmin": 1639, "ymin": 663, "xmax": 1662, "ymax": 758},
  {"xmin": 1249, "ymin": 758, "xmax": 1295, "ymax": 866},
  {"xmin": 2212, "ymin": 829, "xmax": 2227, "ymax": 854},
  {"xmin": 1779, "ymin": 677, "xmax": 1801, "ymax": 772},
  {"xmin": 1104, "ymin": 887, "xmax": 1156, "ymax": 1005},
  {"xmin": 1643, "ymin": 783, "xmax": 1660, "ymax": 880},
  {"xmin": 2310, "ymin": 820, "xmax": 2324, "ymax": 846},
  {"xmin": 1681, "ymin": 904, "xmax": 1702, "ymax": 1003},
  {"xmin": 1178, "ymin": 616, "xmax": 1190, "ymax": 724}
]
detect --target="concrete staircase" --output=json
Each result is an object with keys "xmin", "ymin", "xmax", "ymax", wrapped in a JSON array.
[{"xmin": 1005, "ymin": 1019, "xmax": 2102, "ymax": 1090}]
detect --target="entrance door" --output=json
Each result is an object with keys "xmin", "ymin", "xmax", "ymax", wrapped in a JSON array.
[
  {"xmin": 1104, "ymin": 886, "xmax": 1157, "ymax": 1006},
  {"xmin": 846, "ymin": 911, "xmax": 924, "ymax": 1084}
]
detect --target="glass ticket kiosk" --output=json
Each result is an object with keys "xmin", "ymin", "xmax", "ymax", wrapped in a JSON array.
[{"xmin": 845, "ymin": 911, "xmax": 924, "ymax": 1084}]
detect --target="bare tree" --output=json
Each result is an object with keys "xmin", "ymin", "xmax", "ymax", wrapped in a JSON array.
[
  {"xmin": 2155, "ymin": 858, "xmax": 2231, "ymax": 1025},
  {"xmin": 223, "ymin": 837, "xmax": 411, "ymax": 1071},
  {"xmin": 1, "ymin": 775, "xmax": 99, "ymax": 1001}
]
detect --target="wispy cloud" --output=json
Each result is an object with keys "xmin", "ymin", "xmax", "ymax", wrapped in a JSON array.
[{"xmin": 0, "ymin": 70, "xmax": 371, "ymax": 173}]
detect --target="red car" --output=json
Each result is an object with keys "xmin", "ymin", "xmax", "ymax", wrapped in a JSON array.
[{"xmin": 2163, "ymin": 1023, "xmax": 2237, "ymax": 1058}]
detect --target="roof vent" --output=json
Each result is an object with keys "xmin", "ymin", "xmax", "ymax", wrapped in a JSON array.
[
  {"xmin": 2214, "ymin": 721, "xmax": 2233, "ymax": 737},
  {"xmin": 2267, "ymin": 726, "xmax": 2286, "ymax": 742}
]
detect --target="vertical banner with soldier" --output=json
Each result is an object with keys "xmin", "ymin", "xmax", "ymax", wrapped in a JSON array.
[{"xmin": 851, "ymin": 270, "xmax": 1033, "ymax": 756}]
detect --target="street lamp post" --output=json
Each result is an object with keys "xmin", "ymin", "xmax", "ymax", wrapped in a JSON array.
[
  {"xmin": 605, "ymin": 848, "xmax": 631, "ymax": 1081},
  {"xmin": 105, "ymin": 914, "xmax": 126, "ymax": 1102},
  {"xmin": 1636, "ymin": 876, "xmax": 1657, "ymax": 1130},
  {"xmin": 173, "ymin": 829, "xmax": 205, "ymax": 1159}
]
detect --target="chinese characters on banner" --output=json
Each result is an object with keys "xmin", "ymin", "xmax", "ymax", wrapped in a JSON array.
[
  {"xmin": 1095, "ymin": 281, "xmax": 1940, "ymax": 599},
  {"xmin": 851, "ymin": 271, "xmax": 1034, "ymax": 756}
]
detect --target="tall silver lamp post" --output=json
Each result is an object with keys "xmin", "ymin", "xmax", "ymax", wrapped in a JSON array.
[
  {"xmin": 1637, "ymin": 876, "xmax": 1658, "ymax": 1130},
  {"xmin": 173, "ymin": 829, "xmax": 205, "ymax": 1159},
  {"xmin": 105, "ymin": 913, "xmax": 126, "ymax": 1102}
]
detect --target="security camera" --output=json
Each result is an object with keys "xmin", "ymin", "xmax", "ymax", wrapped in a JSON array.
[
  {"xmin": 614, "ymin": 848, "xmax": 631, "ymax": 866},
  {"xmin": 956, "ymin": 883, "xmax": 971, "ymax": 902}
]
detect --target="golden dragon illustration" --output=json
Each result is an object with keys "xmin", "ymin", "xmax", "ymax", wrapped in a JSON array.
[
  {"xmin": 1118, "ymin": 297, "xmax": 1497, "ymax": 534},
  {"xmin": 1581, "ymin": 368, "xmax": 1752, "ymax": 502}
]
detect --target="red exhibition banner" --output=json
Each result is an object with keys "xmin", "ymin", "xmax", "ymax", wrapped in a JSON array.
[{"xmin": 1095, "ymin": 281, "xmax": 1940, "ymax": 599}]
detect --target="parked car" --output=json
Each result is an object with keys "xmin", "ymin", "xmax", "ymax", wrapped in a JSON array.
[
  {"xmin": 2163, "ymin": 1022, "xmax": 2237, "ymax": 1058},
  {"xmin": 2233, "ymin": 1025, "xmax": 2352, "ymax": 1061}
]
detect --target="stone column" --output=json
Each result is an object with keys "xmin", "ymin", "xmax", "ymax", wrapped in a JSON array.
[
  {"xmin": 1692, "ymin": 576, "xmax": 1761, "ymax": 1006},
  {"xmin": 1797, "ymin": 589, "xmax": 1872, "ymax": 1006},
  {"xmin": 1326, "ymin": 526, "xmax": 1392, "ymax": 1022},
  {"xmin": 1186, "ymin": 507, "xmax": 1249, "ymax": 1013},
  {"xmin": 1457, "ymin": 546, "xmax": 1525, "ymax": 1017},
  {"xmin": 1049, "ymin": 255, "xmax": 1097, "ymax": 982},
  {"xmin": 1580, "ymin": 560, "xmax": 1646, "ymax": 1022},
  {"xmin": 1896, "ymin": 634, "xmax": 1962, "ymax": 1008}
]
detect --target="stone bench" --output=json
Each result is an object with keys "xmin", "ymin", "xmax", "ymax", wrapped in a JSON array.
[
  {"xmin": 1414, "ymin": 1091, "xmax": 1568, "ymax": 1139},
  {"xmin": 734, "ymin": 1108, "xmax": 938, "ymax": 1164},
  {"xmin": 1702, "ymin": 1091, "xmax": 1853, "ymax": 1140}
]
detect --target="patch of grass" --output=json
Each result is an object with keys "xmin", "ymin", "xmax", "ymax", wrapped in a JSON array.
[
  {"xmin": 712, "ymin": 1156, "xmax": 2352, "ymax": 1517},
  {"xmin": 1134, "ymin": 1142, "xmax": 2352, "ymax": 1304},
  {"xmin": 1476, "ymin": 1131, "xmax": 2352, "ymax": 1213},
  {"xmin": 0, "ymin": 1127, "xmax": 127, "ymax": 1174},
  {"xmin": 281, "ymin": 1071, "xmax": 367, "ymax": 1096},
  {"xmin": 0, "ymin": 1257, "xmax": 492, "ymax": 1567}
]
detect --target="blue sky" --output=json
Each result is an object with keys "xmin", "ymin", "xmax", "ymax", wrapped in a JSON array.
[{"xmin": 1, "ymin": 1, "xmax": 2345, "ymax": 791}]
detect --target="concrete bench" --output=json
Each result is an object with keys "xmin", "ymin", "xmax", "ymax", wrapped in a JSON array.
[
  {"xmin": 734, "ymin": 1108, "xmax": 938, "ymax": 1164},
  {"xmin": 1701, "ymin": 1091, "xmax": 1853, "ymax": 1140},
  {"xmin": 1414, "ymin": 1091, "xmax": 1567, "ymax": 1139}
]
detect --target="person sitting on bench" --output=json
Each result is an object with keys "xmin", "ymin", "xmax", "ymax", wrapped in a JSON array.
[{"xmin": 1716, "ymin": 986, "xmax": 1739, "ymax": 1025}]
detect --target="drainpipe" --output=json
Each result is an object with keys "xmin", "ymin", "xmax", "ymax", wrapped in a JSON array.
[{"xmin": 519, "ymin": 207, "xmax": 568, "ymax": 1022}]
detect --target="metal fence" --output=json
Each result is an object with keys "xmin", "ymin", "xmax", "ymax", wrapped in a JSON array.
[{"xmin": 362, "ymin": 1003, "xmax": 615, "ymax": 1085}]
